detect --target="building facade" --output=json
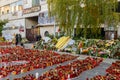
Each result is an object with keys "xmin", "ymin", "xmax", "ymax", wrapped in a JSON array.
[{"xmin": 0, "ymin": 0, "xmax": 57, "ymax": 41}]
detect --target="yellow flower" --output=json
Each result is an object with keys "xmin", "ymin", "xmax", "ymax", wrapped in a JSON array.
[{"xmin": 105, "ymin": 43, "xmax": 110, "ymax": 47}]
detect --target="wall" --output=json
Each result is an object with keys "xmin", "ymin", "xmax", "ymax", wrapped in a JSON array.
[
  {"xmin": 9, "ymin": 19, "xmax": 26, "ymax": 38},
  {"xmin": 2, "ymin": 18, "xmax": 26, "ymax": 38},
  {"xmin": 40, "ymin": 26, "xmax": 58, "ymax": 38}
]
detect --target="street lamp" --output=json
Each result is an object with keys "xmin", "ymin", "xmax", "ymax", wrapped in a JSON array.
[{"xmin": 54, "ymin": 16, "xmax": 56, "ymax": 37}]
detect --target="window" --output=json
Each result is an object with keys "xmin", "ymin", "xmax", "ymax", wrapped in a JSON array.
[
  {"xmin": 1, "ymin": 7, "xmax": 4, "ymax": 15},
  {"xmin": 2, "ymin": 11, "xmax": 4, "ymax": 15},
  {"xmin": 32, "ymin": 0, "xmax": 40, "ymax": 6},
  {"xmin": 10, "ymin": 0, "xmax": 23, "ymax": 13},
  {"xmin": 0, "ymin": 5, "xmax": 10, "ymax": 15},
  {"xmin": 5, "ymin": 5, "xmax": 10, "ymax": 14},
  {"xmin": 7, "ymin": 10, "xmax": 9, "ymax": 13},
  {"xmin": 17, "ymin": 0, "xmax": 23, "ymax": 11}
]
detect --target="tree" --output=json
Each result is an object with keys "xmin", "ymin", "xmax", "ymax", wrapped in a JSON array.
[
  {"xmin": 47, "ymin": 0, "xmax": 120, "ymax": 38},
  {"xmin": 0, "ymin": 20, "xmax": 8, "ymax": 36}
]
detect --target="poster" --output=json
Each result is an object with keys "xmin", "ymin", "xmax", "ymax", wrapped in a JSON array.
[{"xmin": 38, "ymin": 11, "xmax": 54, "ymax": 25}]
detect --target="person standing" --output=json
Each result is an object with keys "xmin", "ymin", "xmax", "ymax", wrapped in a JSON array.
[
  {"xmin": 15, "ymin": 34, "xmax": 18, "ymax": 46},
  {"xmin": 15, "ymin": 34, "xmax": 22, "ymax": 46},
  {"xmin": 111, "ymin": 33, "xmax": 114, "ymax": 40},
  {"xmin": 36, "ymin": 35, "xmax": 41, "ymax": 41},
  {"xmin": 18, "ymin": 34, "xmax": 22, "ymax": 44},
  {"xmin": 78, "ymin": 41, "xmax": 83, "ymax": 54}
]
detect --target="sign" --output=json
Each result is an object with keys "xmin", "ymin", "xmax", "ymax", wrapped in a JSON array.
[
  {"xmin": 19, "ymin": 27, "xmax": 24, "ymax": 32},
  {"xmin": 23, "ymin": 6, "xmax": 41, "ymax": 14}
]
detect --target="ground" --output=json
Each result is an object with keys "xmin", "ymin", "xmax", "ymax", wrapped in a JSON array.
[{"xmin": 0, "ymin": 43, "xmax": 117, "ymax": 80}]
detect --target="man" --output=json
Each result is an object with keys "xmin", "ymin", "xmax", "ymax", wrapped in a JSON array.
[
  {"xmin": 36, "ymin": 35, "xmax": 41, "ymax": 41},
  {"xmin": 15, "ymin": 34, "xmax": 19, "ymax": 45},
  {"xmin": 15, "ymin": 34, "xmax": 22, "ymax": 46},
  {"xmin": 111, "ymin": 33, "xmax": 114, "ymax": 40}
]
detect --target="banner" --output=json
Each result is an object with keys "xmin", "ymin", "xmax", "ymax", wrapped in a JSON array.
[
  {"xmin": 23, "ymin": 6, "xmax": 41, "ymax": 14},
  {"xmin": 38, "ymin": 12, "xmax": 54, "ymax": 25}
]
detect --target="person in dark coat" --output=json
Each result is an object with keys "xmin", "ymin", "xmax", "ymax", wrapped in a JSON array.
[
  {"xmin": 36, "ymin": 35, "xmax": 41, "ymax": 41},
  {"xmin": 15, "ymin": 34, "xmax": 22, "ymax": 46},
  {"xmin": 15, "ymin": 34, "xmax": 18, "ymax": 46}
]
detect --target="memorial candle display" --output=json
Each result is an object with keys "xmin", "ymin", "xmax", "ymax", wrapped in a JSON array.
[
  {"xmin": 0, "ymin": 46, "xmax": 78, "ymax": 78},
  {"xmin": 38, "ymin": 57, "xmax": 103, "ymax": 80},
  {"xmin": 88, "ymin": 61, "xmax": 120, "ymax": 80}
]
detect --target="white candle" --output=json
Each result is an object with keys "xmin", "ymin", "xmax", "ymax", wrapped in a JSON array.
[{"xmin": 35, "ymin": 72, "xmax": 39, "ymax": 79}]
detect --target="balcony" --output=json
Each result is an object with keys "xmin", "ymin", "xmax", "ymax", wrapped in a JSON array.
[{"xmin": 0, "ymin": 11, "xmax": 23, "ymax": 20}]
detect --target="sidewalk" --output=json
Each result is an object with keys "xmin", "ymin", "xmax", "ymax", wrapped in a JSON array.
[{"xmin": 24, "ymin": 43, "xmax": 34, "ymax": 49}]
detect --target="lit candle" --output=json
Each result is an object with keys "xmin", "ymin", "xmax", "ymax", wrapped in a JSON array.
[{"xmin": 35, "ymin": 72, "xmax": 39, "ymax": 79}]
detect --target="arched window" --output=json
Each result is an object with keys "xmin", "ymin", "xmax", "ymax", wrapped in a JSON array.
[{"xmin": 44, "ymin": 31, "xmax": 49, "ymax": 36}]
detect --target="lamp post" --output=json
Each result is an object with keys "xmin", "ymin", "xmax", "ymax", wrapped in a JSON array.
[{"xmin": 54, "ymin": 16, "xmax": 56, "ymax": 37}]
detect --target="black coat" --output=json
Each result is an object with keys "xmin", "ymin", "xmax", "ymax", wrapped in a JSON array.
[{"xmin": 15, "ymin": 34, "xmax": 22, "ymax": 43}]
